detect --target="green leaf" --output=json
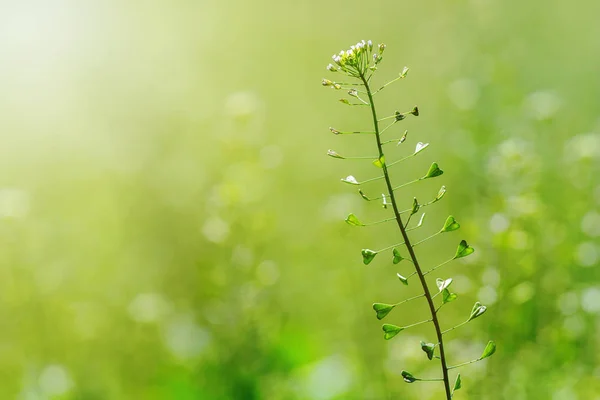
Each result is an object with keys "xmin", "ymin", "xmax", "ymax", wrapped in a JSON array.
[
  {"xmin": 327, "ymin": 149, "xmax": 345, "ymax": 159},
  {"xmin": 397, "ymin": 273, "xmax": 408, "ymax": 285},
  {"xmin": 422, "ymin": 162, "xmax": 444, "ymax": 179},
  {"xmin": 454, "ymin": 240, "xmax": 475, "ymax": 259},
  {"xmin": 415, "ymin": 213, "xmax": 426, "ymax": 228},
  {"xmin": 397, "ymin": 130, "xmax": 408, "ymax": 144},
  {"xmin": 420, "ymin": 341, "xmax": 435, "ymax": 360},
  {"xmin": 341, "ymin": 175, "xmax": 359, "ymax": 185},
  {"xmin": 373, "ymin": 155, "xmax": 386, "ymax": 168},
  {"xmin": 442, "ymin": 289, "xmax": 458, "ymax": 304},
  {"xmin": 436, "ymin": 278, "xmax": 453, "ymax": 292},
  {"xmin": 411, "ymin": 197, "xmax": 420, "ymax": 215},
  {"xmin": 401, "ymin": 370, "xmax": 417, "ymax": 383},
  {"xmin": 373, "ymin": 303, "xmax": 395, "ymax": 320},
  {"xmin": 433, "ymin": 185, "xmax": 446, "ymax": 203},
  {"xmin": 358, "ymin": 189, "xmax": 370, "ymax": 201},
  {"xmin": 480, "ymin": 340, "xmax": 496, "ymax": 359},
  {"xmin": 441, "ymin": 215, "xmax": 460, "ymax": 233},
  {"xmin": 453, "ymin": 373, "xmax": 462, "ymax": 391},
  {"xmin": 400, "ymin": 66, "xmax": 409, "ymax": 78},
  {"xmin": 382, "ymin": 324, "xmax": 403, "ymax": 340},
  {"xmin": 361, "ymin": 249, "xmax": 377, "ymax": 265},
  {"xmin": 468, "ymin": 302, "xmax": 487, "ymax": 321},
  {"xmin": 392, "ymin": 248, "xmax": 404, "ymax": 264},
  {"xmin": 414, "ymin": 142, "xmax": 429, "ymax": 154},
  {"xmin": 411, "ymin": 106, "xmax": 419, "ymax": 116},
  {"xmin": 345, "ymin": 213, "xmax": 364, "ymax": 226}
]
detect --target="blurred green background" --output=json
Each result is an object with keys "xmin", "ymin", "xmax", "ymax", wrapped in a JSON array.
[{"xmin": 1, "ymin": 0, "xmax": 600, "ymax": 399}]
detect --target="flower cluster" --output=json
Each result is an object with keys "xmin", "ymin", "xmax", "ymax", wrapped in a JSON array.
[{"xmin": 325, "ymin": 40, "xmax": 386, "ymax": 78}]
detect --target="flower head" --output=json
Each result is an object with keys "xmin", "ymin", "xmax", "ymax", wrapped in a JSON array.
[{"xmin": 324, "ymin": 40, "xmax": 386, "ymax": 78}]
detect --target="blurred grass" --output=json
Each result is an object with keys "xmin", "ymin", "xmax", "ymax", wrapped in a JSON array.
[{"xmin": 1, "ymin": 0, "xmax": 600, "ymax": 399}]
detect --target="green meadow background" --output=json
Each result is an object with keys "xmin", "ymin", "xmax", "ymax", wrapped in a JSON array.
[{"xmin": 1, "ymin": 1, "xmax": 599, "ymax": 399}]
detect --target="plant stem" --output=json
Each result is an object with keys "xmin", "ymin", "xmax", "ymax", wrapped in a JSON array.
[
  {"xmin": 360, "ymin": 73, "xmax": 452, "ymax": 400},
  {"xmin": 447, "ymin": 358, "xmax": 480, "ymax": 370}
]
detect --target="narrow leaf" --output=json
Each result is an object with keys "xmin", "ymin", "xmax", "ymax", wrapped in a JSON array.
[
  {"xmin": 358, "ymin": 189, "xmax": 370, "ymax": 201},
  {"xmin": 453, "ymin": 373, "xmax": 462, "ymax": 391},
  {"xmin": 420, "ymin": 341, "xmax": 435, "ymax": 360},
  {"xmin": 433, "ymin": 185, "xmax": 446, "ymax": 203},
  {"xmin": 480, "ymin": 340, "xmax": 496, "ymax": 359},
  {"xmin": 401, "ymin": 370, "xmax": 417, "ymax": 383},
  {"xmin": 345, "ymin": 213, "xmax": 364, "ymax": 226},
  {"xmin": 422, "ymin": 162, "xmax": 444, "ymax": 179},
  {"xmin": 382, "ymin": 194, "xmax": 389, "ymax": 209},
  {"xmin": 468, "ymin": 302, "xmax": 487, "ymax": 321},
  {"xmin": 441, "ymin": 215, "xmax": 460, "ymax": 233},
  {"xmin": 414, "ymin": 142, "xmax": 429, "ymax": 155},
  {"xmin": 411, "ymin": 197, "xmax": 420, "ymax": 215},
  {"xmin": 400, "ymin": 66, "xmax": 409, "ymax": 78},
  {"xmin": 382, "ymin": 324, "xmax": 403, "ymax": 340},
  {"xmin": 392, "ymin": 248, "xmax": 404, "ymax": 264},
  {"xmin": 373, "ymin": 303, "xmax": 395, "ymax": 320},
  {"xmin": 397, "ymin": 273, "xmax": 409, "ymax": 285},
  {"xmin": 361, "ymin": 249, "xmax": 377, "ymax": 265},
  {"xmin": 415, "ymin": 213, "xmax": 426, "ymax": 227},
  {"xmin": 436, "ymin": 278, "xmax": 453, "ymax": 292},
  {"xmin": 442, "ymin": 289, "xmax": 458, "ymax": 304},
  {"xmin": 454, "ymin": 240, "xmax": 475, "ymax": 259},
  {"xmin": 373, "ymin": 155, "xmax": 386, "ymax": 168},
  {"xmin": 397, "ymin": 130, "xmax": 408, "ymax": 145},
  {"xmin": 327, "ymin": 149, "xmax": 345, "ymax": 159}
]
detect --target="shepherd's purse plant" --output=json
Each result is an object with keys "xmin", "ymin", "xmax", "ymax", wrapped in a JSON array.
[{"xmin": 321, "ymin": 40, "xmax": 495, "ymax": 399}]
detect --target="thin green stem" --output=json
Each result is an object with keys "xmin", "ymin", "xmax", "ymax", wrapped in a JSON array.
[
  {"xmin": 373, "ymin": 76, "xmax": 403, "ymax": 94},
  {"xmin": 381, "ymin": 137, "xmax": 404, "ymax": 145},
  {"xmin": 442, "ymin": 320, "xmax": 469, "ymax": 335},
  {"xmin": 387, "ymin": 153, "xmax": 417, "ymax": 168},
  {"xmin": 377, "ymin": 241, "xmax": 405, "ymax": 253},
  {"xmin": 404, "ymin": 212, "xmax": 414, "ymax": 229},
  {"xmin": 392, "ymin": 178, "xmax": 420, "ymax": 192},
  {"xmin": 360, "ymin": 72, "xmax": 452, "ymax": 400},
  {"xmin": 423, "ymin": 258, "xmax": 454, "ymax": 276},
  {"xmin": 360, "ymin": 175, "xmax": 385, "ymax": 185},
  {"xmin": 330, "ymin": 130, "xmax": 375, "ymax": 135},
  {"xmin": 378, "ymin": 115, "xmax": 398, "ymax": 122},
  {"xmin": 378, "ymin": 121, "xmax": 396, "ymax": 135},
  {"xmin": 448, "ymin": 358, "xmax": 482, "ymax": 370},
  {"xmin": 402, "ymin": 318, "xmax": 432, "ymax": 329},
  {"xmin": 393, "ymin": 293, "xmax": 425, "ymax": 307},
  {"xmin": 361, "ymin": 217, "xmax": 396, "ymax": 226},
  {"xmin": 412, "ymin": 231, "xmax": 441, "ymax": 247}
]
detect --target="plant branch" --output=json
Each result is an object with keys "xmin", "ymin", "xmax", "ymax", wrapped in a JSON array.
[{"xmin": 360, "ymin": 72, "xmax": 452, "ymax": 400}]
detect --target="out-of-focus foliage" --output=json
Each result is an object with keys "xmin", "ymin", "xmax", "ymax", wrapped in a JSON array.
[{"xmin": 1, "ymin": 0, "xmax": 599, "ymax": 399}]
